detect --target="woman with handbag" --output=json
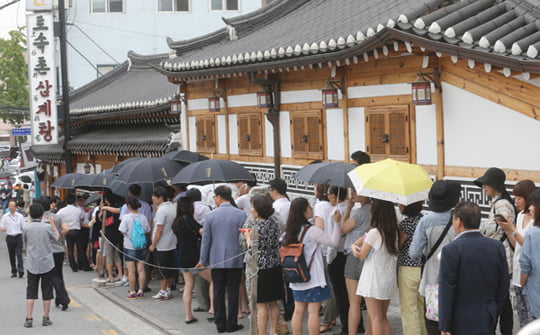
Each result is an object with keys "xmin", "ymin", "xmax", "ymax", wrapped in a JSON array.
[
  {"xmin": 282, "ymin": 197, "xmax": 341, "ymax": 335},
  {"xmin": 352, "ymin": 199, "xmax": 399, "ymax": 335},
  {"xmin": 242, "ymin": 195, "xmax": 283, "ymax": 335}
]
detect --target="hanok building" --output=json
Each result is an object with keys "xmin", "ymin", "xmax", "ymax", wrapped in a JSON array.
[
  {"xmin": 32, "ymin": 52, "xmax": 180, "ymax": 195},
  {"xmin": 153, "ymin": 0, "xmax": 540, "ymax": 201}
]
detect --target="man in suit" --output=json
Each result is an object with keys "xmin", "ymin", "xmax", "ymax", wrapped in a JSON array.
[
  {"xmin": 439, "ymin": 202, "xmax": 509, "ymax": 335},
  {"xmin": 197, "ymin": 185, "xmax": 246, "ymax": 333}
]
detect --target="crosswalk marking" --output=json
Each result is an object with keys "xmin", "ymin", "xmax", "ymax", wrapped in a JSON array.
[
  {"xmin": 69, "ymin": 297, "xmax": 81, "ymax": 307},
  {"xmin": 101, "ymin": 330, "xmax": 118, "ymax": 335}
]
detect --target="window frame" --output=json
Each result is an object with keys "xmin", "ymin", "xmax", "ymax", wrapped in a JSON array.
[
  {"xmin": 195, "ymin": 115, "xmax": 217, "ymax": 154},
  {"xmin": 290, "ymin": 110, "xmax": 324, "ymax": 160},
  {"xmin": 96, "ymin": 64, "xmax": 117, "ymax": 77},
  {"xmin": 365, "ymin": 104, "xmax": 412, "ymax": 162},
  {"xmin": 237, "ymin": 112, "xmax": 263, "ymax": 156},
  {"xmin": 90, "ymin": 0, "xmax": 124, "ymax": 14},
  {"xmin": 157, "ymin": 0, "xmax": 191, "ymax": 13},
  {"xmin": 209, "ymin": 0, "xmax": 239, "ymax": 12}
]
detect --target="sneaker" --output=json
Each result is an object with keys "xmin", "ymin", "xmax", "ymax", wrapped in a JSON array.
[
  {"xmin": 23, "ymin": 318, "xmax": 32, "ymax": 328},
  {"xmin": 127, "ymin": 292, "xmax": 138, "ymax": 299},
  {"xmin": 115, "ymin": 279, "xmax": 128, "ymax": 287},
  {"xmin": 42, "ymin": 316, "xmax": 52, "ymax": 326},
  {"xmin": 152, "ymin": 290, "xmax": 170, "ymax": 301}
]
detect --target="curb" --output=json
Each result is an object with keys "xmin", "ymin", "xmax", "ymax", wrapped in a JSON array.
[{"xmin": 94, "ymin": 286, "xmax": 184, "ymax": 335}]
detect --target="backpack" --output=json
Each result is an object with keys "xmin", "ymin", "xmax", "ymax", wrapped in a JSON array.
[
  {"xmin": 279, "ymin": 225, "xmax": 317, "ymax": 283},
  {"xmin": 130, "ymin": 214, "xmax": 146, "ymax": 249}
]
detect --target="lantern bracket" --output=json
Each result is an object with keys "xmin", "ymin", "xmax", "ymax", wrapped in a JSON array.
[
  {"xmin": 211, "ymin": 89, "xmax": 227, "ymax": 102},
  {"xmin": 325, "ymin": 78, "xmax": 345, "ymax": 95},
  {"xmin": 414, "ymin": 68, "xmax": 440, "ymax": 89}
]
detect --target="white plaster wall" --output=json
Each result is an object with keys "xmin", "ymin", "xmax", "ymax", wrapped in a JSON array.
[
  {"xmin": 180, "ymin": 103, "xmax": 187, "ymax": 149},
  {"xmin": 280, "ymin": 111, "xmax": 292, "ymax": 158},
  {"xmin": 348, "ymin": 83, "xmax": 410, "ymax": 98},
  {"xmin": 216, "ymin": 115, "xmax": 227, "ymax": 154},
  {"xmin": 227, "ymin": 94, "xmax": 256, "ymax": 108},
  {"xmin": 443, "ymin": 82, "xmax": 540, "ymax": 170},
  {"xmin": 281, "ymin": 89, "xmax": 325, "ymax": 104},
  {"xmin": 188, "ymin": 116, "xmax": 196, "ymax": 152},
  {"xmin": 265, "ymin": 116, "xmax": 274, "ymax": 157},
  {"xmin": 348, "ymin": 107, "xmax": 366, "ymax": 154},
  {"xmin": 415, "ymin": 104, "xmax": 437, "ymax": 165},
  {"xmin": 187, "ymin": 98, "xmax": 208, "ymax": 111},
  {"xmin": 229, "ymin": 114, "xmax": 238, "ymax": 155},
  {"xmin": 326, "ymin": 108, "xmax": 345, "ymax": 160}
]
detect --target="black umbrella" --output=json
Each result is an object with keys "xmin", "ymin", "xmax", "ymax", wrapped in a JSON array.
[
  {"xmin": 116, "ymin": 157, "xmax": 183, "ymax": 184},
  {"xmin": 76, "ymin": 172, "xmax": 117, "ymax": 190},
  {"xmin": 20, "ymin": 175, "xmax": 32, "ymax": 183},
  {"xmin": 84, "ymin": 192, "xmax": 102, "ymax": 206},
  {"xmin": 52, "ymin": 173, "xmax": 87, "ymax": 189},
  {"xmin": 294, "ymin": 162, "xmax": 356, "ymax": 188},
  {"xmin": 108, "ymin": 179, "xmax": 161, "ymax": 203},
  {"xmin": 110, "ymin": 157, "xmax": 145, "ymax": 174},
  {"xmin": 171, "ymin": 159, "xmax": 255, "ymax": 185},
  {"xmin": 164, "ymin": 150, "xmax": 209, "ymax": 164}
]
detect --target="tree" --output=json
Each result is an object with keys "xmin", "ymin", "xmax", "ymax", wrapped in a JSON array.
[{"xmin": 0, "ymin": 29, "xmax": 29, "ymax": 124}]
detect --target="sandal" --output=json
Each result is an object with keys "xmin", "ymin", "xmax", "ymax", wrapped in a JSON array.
[{"xmin": 319, "ymin": 321, "xmax": 336, "ymax": 333}]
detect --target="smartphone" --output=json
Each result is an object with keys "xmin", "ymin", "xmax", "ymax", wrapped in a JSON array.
[
  {"xmin": 238, "ymin": 228, "xmax": 251, "ymax": 233},
  {"xmin": 495, "ymin": 214, "xmax": 507, "ymax": 223}
]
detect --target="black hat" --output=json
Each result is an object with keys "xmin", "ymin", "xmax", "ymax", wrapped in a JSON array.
[
  {"xmin": 428, "ymin": 180, "xmax": 461, "ymax": 212},
  {"xmin": 474, "ymin": 167, "xmax": 506, "ymax": 193}
]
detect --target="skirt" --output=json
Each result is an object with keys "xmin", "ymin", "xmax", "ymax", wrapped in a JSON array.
[
  {"xmin": 292, "ymin": 285, "xmax": 330, "ymax": 303},
  {"xmin": 257, "ymin": 266, "xmax": 283, "ymax": 303}
]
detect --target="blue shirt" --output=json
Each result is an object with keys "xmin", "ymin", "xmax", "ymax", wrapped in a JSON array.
[{"xmin": 520, "ymin": 226, "xmax": 540, "ymax": 318}]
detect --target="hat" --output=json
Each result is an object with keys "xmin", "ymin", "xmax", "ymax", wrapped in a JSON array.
[
  {"xmin": 428, "ymin": 180, "xmax": 461, "ymax": 212},
  {"xmin": 474, "ymin": 167, "xmax": 506, "ymax": 193}
]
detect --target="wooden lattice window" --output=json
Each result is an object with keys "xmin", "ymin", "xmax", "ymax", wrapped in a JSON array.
[
  {"xmin": 365, "ymin": 105, "xmax": 410, "ymax": 162},
  {"xmin": 290, "ymin": 110, "xmax": 323, "ymax": 159},
  {"xmin": 195, "ymin": 115, "xmax": 216, "ymax": 153},
  {"xmin": 237, "ymin": 113, "xmax": 263, "ymax": 156}
]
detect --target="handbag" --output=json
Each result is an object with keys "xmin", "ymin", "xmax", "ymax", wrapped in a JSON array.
[
  {"xmin": 425, "ymin": 284, "xmax": 439, "ymax": 321},
  {"xmin": 280, "ymin": 224, "xmax": 317, "ymax": 283}
]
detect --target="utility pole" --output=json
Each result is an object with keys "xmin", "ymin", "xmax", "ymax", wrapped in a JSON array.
[{"xmin": 58, "ymin": 0, "xmax": 72, "ymax": 173}]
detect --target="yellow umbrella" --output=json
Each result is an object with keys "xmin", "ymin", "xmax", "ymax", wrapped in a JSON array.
[{"xmin": 347, "ymin": 158, "xmax": 433, "ymax": 205}]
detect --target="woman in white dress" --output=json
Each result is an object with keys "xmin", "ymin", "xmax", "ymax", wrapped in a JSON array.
[{"xmin": 352, "ymin": 199, "xmax": 399, "ymax": 335}]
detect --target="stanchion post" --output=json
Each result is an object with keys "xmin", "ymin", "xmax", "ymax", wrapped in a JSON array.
[{"xmin": 249, "ymin": 226, "xmax": 258, "ymax": 335}]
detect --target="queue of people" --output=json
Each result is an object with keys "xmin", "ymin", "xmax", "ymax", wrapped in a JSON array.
[{"xmin": 5, "ymin": 152, "xmax": 540, "ymax": 335}]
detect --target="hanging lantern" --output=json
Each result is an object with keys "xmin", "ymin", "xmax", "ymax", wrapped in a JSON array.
[
  {"xmin": 322, "ymin": 83, "xmax": 339, "ymax": 108},
  {"xmin": 257, "ymin": 89, "xmax": 273, "ymax": 108},
  {"xmin": 208, "ymin": 95, "xmax": 221, "ymax": 112},
  {"xmin": 170, "ymin": 94, "xmax": 182, "ymax": 114},
  {"xmin": 83, "ymin": 162, "xmax": 91, "ymax": 174},
  {"xmin": 411, "ymin": 73, "xmax": 432, "ymax": 105}
]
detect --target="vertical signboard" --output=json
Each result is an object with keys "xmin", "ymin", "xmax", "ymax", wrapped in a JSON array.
[{"xmin": 27, "ymin": 12, "xmax": 58, "ymax": 145}]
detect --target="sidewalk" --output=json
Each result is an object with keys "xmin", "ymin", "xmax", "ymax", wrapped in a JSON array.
[{"xmin": 95, "ymin": 276, "xmax": 404, "ymax": 335}]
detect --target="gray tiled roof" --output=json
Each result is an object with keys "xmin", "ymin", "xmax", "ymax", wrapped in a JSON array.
[
  {"xmin": 67, "ymin": 124, "xmax": 171, "ymax": 157},
  {"xmin": 31, "ymin": 140, "xmax": 65, "ymax": 162},
  {"xmin": 159, "ymin": 0, "xmax": 540, "ymax": 77},
  {"xmin": 70, "ymin": 52, "xmax": 178, "ymax": 118}
]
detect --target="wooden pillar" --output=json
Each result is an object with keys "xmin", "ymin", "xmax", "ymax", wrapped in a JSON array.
[
  {"xmin": 434, "ymin": 87, "xmax": 445, "ymax": 180},
  {"xmin": 222, "ymin": 81, "xmax": 230, "ymax": 160},
  {"xmin": 341, "ymin": 70, "xmax": 350, "ymax": 161}
]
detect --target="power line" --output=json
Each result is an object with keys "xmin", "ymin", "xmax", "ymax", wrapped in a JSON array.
[
  {"xmin": 66, "ymin": 39, "xmax": 99, "ymax": 71},
  {"xmin": 68, "ymin": 23, "xmax": 119, "ymax": 64},
  {"xmin": 0, "ymin": 0, "xmax": 20, "ymax": 11},
  {"xmin": 75, "ymin": 19, "xmax": 168, "ymax": 38}
]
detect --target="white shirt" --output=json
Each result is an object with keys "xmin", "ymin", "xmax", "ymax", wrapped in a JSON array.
[
  {"xmin": 193, "ymin": 201, "xmax": 211, "ymax": 227},
  {"xmin": 152, "ymin": 201, "xmax": 177, "ymax": 251},
  {"xmin": 57, "ymin": 204, "xmax": 84, "ymax": 230},
  {"xmin": 77, "ymin": 205, "xmax": 89, "ymax": 225},
  {"xmin": 0, "ymin": 211, "xmax": 25, "ymax": 235},
  {"xmin": 273, "ymin": 197, "xmax": 291, "ymax": 223},
  {"xmin": 236, "ymin": 194, "xmax": 251, "ymax": 216},
  {"xmin": 513, "ymin": 212, "xmax": 532, "ymax": 287}
]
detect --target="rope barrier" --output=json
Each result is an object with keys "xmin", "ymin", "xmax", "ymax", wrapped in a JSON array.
[{"xmin": 100, "ymin": 233, "xmax": 249, "ymax": 272}]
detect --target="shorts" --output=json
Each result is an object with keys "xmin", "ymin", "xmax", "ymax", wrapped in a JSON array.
[
  {"xmin": 26, "ymin": 269, "xmax": 54, "ymax": 300},
  {"xmin": 124, "ymin": 248, "xmax": 146, "ymax": 263},
  {"xmin": 292, "ymin": 285, "xmax": 330, "ymax": 303},
  {"xmin": 344, "ymin": 253, "xmax": 364, "ymax": 280},
  {"xmin": 104, "ymin": 240, "xmax": 122, "ymax": 265},
  {"xmin": 154, "ymin": 249, "xmax": 176, "ymax": 280}
]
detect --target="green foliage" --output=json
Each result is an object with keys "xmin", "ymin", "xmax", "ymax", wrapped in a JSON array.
[{"xmin": 0, "ymin": 29, "xmax": 29, "ymax": 124}]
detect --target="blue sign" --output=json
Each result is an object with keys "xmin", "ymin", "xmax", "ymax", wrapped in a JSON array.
[{"xmin": 11, "ymin": 128, "xmax": 32, "ymax": 136}]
